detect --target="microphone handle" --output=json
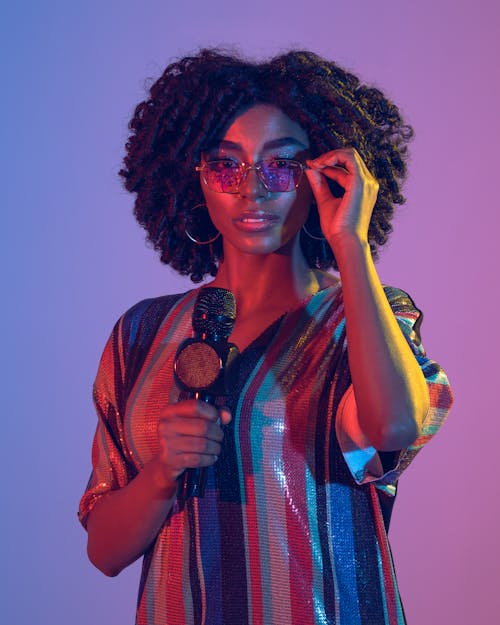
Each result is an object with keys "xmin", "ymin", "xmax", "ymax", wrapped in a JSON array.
[
  {"xmin": 181, "ymin": 392, "xmax": 215, "ymax": 501},
  {"xmin": 183, "ymin": 467, "xmax": 206, "ymax": 499}
]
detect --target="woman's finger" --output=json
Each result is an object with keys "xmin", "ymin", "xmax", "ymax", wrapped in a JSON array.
[
  {"xmin": 307, "ymin": 162, "xmax": 351, "ymax": 187},
  {"xmin": 159, "ymin": 399, "xmax": 220, "ymax": 421},
  {"xmin": 310, "ymin": 148, "xmax": 377, "ymax": 184},
  {"xmin": 179, "ymin": 453, "xmax": 220, "ymax": 468},
  {"xmin": 218, "ymin": 407, "xmax": 232, "ymax": 426},
  {"xmin": 305, "ymin": 167, "xmax": 346, "ymax": 206},
  {"xmin": 167, "ymin": 436, "xmax": 221, "ymax": 456},
  {"xmin": 163, "ymin": 451, "xmax": 220, "ymax": 470},
  {"xmin": 309, "ymin": 147, "xmax": 354, "ymax": 166},
  {"xmin": 159, "ymin": 416, "xmax": 224, "ymax": 441}
]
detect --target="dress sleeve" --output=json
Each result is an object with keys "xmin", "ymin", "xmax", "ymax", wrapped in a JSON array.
[
  {"xmin": 78, "ymin": 315, "xmax": 135, "ymax": 529},
  {"xmin": 335, "ymin": 286, "xmax": 453, "ymax": 495}
]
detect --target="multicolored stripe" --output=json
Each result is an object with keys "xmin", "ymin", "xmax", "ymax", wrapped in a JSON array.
[{"xmin": 79, "ymin": 285, "xmax": 453, "ymax": 625}]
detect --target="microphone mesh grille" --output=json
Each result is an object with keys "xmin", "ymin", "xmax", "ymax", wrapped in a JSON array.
[{"xmin": 192, "ymin": 287, "xmax": 236, "ymax": 339}]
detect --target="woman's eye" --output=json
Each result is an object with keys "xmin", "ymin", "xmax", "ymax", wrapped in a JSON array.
[
  {"xmin": 208, "ymin": 159, "xmax": 239, "ymax": 172},
  {"xmin": 217, "ymin": 159, "xmax": 239, "ymax": 170},
  {"xmin": 268, "ymin": 159, "xmax": 293, "ymax": 169}
]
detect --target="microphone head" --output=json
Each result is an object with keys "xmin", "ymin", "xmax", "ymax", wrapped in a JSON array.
[{"xmin": 192, "ymin": 287, "xmax": 236, "ymax": 340}]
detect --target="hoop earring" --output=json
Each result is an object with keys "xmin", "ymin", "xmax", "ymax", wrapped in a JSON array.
[
  {"xmin": 301, "ymin": 224, "xmax": 327, "ymax": 242},
  {"xmin": 302, "ymin": 202, "xmax": 326, "ymax": 241},
  {"xmin": 185, "ymin": 203, "xmax": 221, "ymax": 245}
]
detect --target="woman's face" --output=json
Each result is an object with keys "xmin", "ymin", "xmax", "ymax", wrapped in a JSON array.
[{"xmin": 200, "ymin": 104, "xmax": 313, "ymax": 257}]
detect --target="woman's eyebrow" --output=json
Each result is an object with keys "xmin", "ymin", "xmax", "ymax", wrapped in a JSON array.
[
  {"xmin": 263, "ymin": 137, "xmax": 308, "ymax": 150},
  {"xmin": 214, "ymin": 137, "xmax": 308, "ymax": 151}
]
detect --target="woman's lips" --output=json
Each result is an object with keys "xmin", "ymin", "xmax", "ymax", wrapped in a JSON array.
[{"xmin": 232, "ymin": 212, "xmax": 280, "ymax": 232}]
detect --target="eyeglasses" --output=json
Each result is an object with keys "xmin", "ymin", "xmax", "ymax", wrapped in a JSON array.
[{"xmin": 195, "ymin": 158, "xmax": 307, "ymax": 194}]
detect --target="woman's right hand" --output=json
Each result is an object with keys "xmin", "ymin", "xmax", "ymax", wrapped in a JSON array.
[
  {"xmin": 87, "ymin": 399, "xmax": 231, "ymax": 577},
  {"xmin": 156, "ymin": 400, "xmax": 232, "ymax": 486}
]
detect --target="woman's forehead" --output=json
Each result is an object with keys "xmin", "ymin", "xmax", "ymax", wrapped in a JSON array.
[{"xmin": 217, "ymin": 104, "xmax": 310, "ymax": 152}]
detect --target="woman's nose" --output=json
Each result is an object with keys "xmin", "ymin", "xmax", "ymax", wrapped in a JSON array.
[{"xmin": 237, "ymin": 166, "xmax": 269, "ymax": 199}]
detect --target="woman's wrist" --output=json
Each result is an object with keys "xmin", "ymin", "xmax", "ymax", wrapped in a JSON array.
[
  {"xmin": 328, "ymin": 232, "xmax": 370, "ymax": 266},
  {"xmin": 145, "ymin": 455, "xmax": 179, "ymax": 500}
]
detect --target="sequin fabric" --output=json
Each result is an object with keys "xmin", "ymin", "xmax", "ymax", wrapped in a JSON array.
[{"xmin": 79, "ymin": 285, "xmax": 453, "ymax": 625}]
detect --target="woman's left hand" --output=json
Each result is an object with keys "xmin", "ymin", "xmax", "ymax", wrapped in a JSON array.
[{"xmin": 305, "ymin": 148, "xmax": 379, "ymax": 248}]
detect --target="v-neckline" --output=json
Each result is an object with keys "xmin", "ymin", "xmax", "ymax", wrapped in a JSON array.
[
  {"xmin": 228, "ymin": 282, "xmax": 341, "ymax": 357},
  {"xmin": 236, "ymin": 312, "xmax": 287, "ymax": 357}
]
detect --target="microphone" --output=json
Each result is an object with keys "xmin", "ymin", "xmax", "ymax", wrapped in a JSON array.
[{"xmin": 173, "ymin": 287, "xmax": 238, "ymax": 501}]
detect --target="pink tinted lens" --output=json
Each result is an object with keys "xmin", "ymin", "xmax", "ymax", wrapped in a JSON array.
[
  {"xmin": 261, "ymin": 161, "xmax": 300, "ymax": 191},
  {"xmin": 205, "ymin": 162, "xmax": 240, "ymax": 193}
]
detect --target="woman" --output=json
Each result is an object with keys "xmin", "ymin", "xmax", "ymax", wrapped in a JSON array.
[{"xmin": 79, "ymin": 49, "xmax": 453, "ymax": 625}]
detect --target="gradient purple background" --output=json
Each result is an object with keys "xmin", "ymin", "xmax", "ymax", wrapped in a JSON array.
[{"xmin": 3, "ymin": 1, "xmax": 499, "ymax": 623}]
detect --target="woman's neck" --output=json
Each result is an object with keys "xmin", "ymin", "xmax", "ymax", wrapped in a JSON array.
[{"xmin": 208, "ymin": 237, "xmax": 336, "ymax": 319}]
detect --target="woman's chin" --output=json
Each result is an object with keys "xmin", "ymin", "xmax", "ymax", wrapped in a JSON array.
[{"xmin": 224, "ymin": 232, "xmax": 297, "ymax": 257}]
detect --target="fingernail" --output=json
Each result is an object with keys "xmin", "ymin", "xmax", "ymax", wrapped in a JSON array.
[{"xmin": 219, "ymin": 407, "xmax": 232, "ymax": 421}]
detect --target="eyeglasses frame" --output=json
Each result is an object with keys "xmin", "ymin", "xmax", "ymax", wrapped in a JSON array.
[{"xmin": 195, "ymin": 158, "xmax": 308, "ymax": 194}]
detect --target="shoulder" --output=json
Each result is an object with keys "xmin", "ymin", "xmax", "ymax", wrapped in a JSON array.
[
  {"xmin": 121, "ymin": 292, "xmax": 189, "ymax": 325},
  {"xmin": 319, "ymin": 278, "xmax": 416, "ymax": 308},
  {"xmin": 117, "ymin": 291, "xmax": 194, "ymax": 352},
  {"xmin": 381, "ymin": 285, "xmax": 419, "ymax": 312},
  {"xmin": 326, "ymin": 282, "xmax": 423, "ymax": 336},
  {"xmin": 318, "ymin": 279, "xmax": 417, "ymax": 312},
  {"xmin": 331, "ymin": 281, "xmax": 419, "ymax": 314}
]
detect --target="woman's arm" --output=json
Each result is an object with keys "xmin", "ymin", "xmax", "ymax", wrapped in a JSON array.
[
  {"xmin": 332, "ymin": 235, "xmax": 429, "ymax": 451},
  {"xmin": 86, "ymin": 401, "xmax": 230, "ymax": 576},
  {"xmin": 306, "ymin": 149, "xmax": 429, "ymax": 451},
  {"xmin": 86, "ymin": 457, "xmax": 177, "ymax": 577}
]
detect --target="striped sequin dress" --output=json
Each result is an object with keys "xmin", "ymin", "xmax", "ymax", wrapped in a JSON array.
[{"xmin": 79, "ymin": 284, "xmax": 453, "ymax": 625}]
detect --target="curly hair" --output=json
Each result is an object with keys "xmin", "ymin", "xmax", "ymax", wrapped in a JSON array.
[{"xmin": 119, "ymin": 48, "xmax": 414, "ymax": 282}]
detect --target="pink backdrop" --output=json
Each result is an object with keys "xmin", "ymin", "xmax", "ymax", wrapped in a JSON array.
[{"xmin": 3, "ymin": 1, "xmax": 499, "ymax": 623}]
